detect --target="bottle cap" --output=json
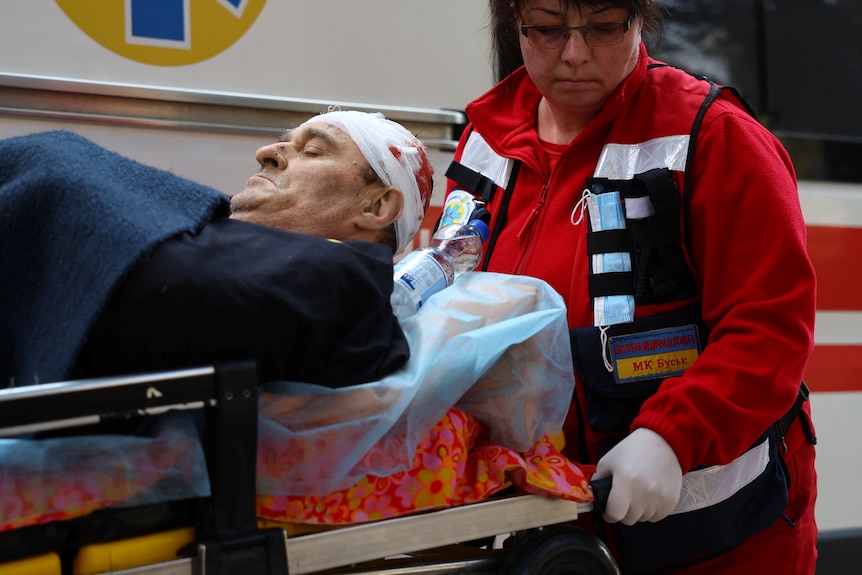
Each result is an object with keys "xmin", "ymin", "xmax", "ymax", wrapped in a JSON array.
[{"xmin": 467, "ymin": 219, "xmax": 490, "ymax": 241}]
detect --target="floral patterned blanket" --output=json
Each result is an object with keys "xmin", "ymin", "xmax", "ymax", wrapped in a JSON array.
[
  {"xmin": 258, "ymin": 407, "xmax": 593, "ymax": 526},
  {"xmin": 0, "ymin": 408, "xmax": 593, "ymax": 534}
]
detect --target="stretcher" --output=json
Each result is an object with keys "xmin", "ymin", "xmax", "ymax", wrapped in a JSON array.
[{"xmin": 0, "ymin": 362, "xmax": 620, "ymax": 575}]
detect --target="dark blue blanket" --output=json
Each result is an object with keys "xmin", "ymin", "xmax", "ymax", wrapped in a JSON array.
[{"xmin": 0, "ymin": 130, "xmax": 229, "ymax": 386}]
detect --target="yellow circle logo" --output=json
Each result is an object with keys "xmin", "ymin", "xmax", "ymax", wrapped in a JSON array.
[{"xmin": 56, "ymin": 0, "xmax": 267, "ymax": 66}]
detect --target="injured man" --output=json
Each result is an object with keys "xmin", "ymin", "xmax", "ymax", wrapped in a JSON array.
[
  {"xmin": 1, "ymin": 110, "xmax": 434, "ymax": 389},
  {"xmin": 0, "ymin": 112, "xmax": 593, "ymax": 540}
]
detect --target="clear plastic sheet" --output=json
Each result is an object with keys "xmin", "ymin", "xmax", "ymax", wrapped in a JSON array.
[
  {"xmin": 0, "ymin": 413, "xmax": 209, "ymax": 531},
  {"xmin": 257, "ymin": 272, "xmax": 574, "ymax": 496},
  {"xmin": 0, "ymin": 273, "xmax": 574, "ymax": 527}
]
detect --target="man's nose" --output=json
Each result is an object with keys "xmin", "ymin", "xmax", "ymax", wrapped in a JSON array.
[{"xmin": 256, "ymin": 143, "xmax": 287, "ymax": 169}]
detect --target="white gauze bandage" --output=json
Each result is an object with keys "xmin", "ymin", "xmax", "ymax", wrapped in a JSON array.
[{"xmin": 301, "ymin": 111, "xmax": 433, "ymax": 254}]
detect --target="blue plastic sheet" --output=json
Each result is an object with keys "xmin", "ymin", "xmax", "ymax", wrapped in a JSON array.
[
  {"xmin": 257, "ymin": 272, "xmax": 575, "ymax": 496},
  {"xmin": 0, "ymin": 412, "xmax": 210, "ymax": 528},
  {"xmin": 0, "ymin": 273, "xmax": 575, "ymax": 521}
]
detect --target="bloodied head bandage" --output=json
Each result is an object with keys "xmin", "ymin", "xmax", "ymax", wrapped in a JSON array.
[{"xmin": 301, "ymin": 111, "xmax": 434, "ymax": 254}]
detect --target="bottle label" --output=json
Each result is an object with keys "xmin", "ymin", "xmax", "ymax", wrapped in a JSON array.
[{"xmin": 393, "ymin": 250, "xmax": 449, "ymax": 311}]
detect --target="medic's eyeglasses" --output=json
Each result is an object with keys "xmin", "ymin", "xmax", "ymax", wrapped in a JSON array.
[{"xmin": 520, "ymin": 15, "xmax": 633, "ymax": 49}]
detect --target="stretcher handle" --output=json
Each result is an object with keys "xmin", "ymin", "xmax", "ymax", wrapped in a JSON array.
[{"xmin": 590, "ymin": 477, "xmax": 612, "ymax": 515}]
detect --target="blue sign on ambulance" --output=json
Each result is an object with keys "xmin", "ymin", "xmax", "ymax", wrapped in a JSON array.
[{"xmin": 56, "ymin": 0, "xmax": 267, "ymax": 66}]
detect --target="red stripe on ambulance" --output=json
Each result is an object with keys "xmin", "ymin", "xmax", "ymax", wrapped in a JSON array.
[
  {"xmin": 807, "ymin": 226, "xmax": 862, "ymax": 311},
  {"xmin": 805, "ymin": 345, "xmax": 862, "ymax": 393}
]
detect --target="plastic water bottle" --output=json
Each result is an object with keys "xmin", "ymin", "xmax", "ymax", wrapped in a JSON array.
[
  {"xmin": 391, "ymin": 218, "xmax": 490, "ymax": 321},
  {"xmin": 428, "ymin": 217, "xmax": 491, "ymax": 278}
]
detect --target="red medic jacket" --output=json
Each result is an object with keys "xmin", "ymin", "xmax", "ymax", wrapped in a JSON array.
[{"xmin": 445, "ymin": 43, "xmax": 817, "ymax": 573}]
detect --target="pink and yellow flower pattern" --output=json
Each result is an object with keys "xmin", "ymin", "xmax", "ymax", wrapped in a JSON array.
[{"xmin": 256, "ymin": 408, "xmax": 593, "ymax": 526}]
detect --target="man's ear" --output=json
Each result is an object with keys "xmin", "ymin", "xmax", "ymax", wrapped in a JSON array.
[{"xmin": 359, "ymin": 185, "xmax": 403, "ymax": 232}]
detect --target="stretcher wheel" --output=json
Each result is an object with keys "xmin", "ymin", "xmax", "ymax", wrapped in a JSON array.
[{"xmin": 500, "ymin": 525, "xmax": 620, "ymax": 575}]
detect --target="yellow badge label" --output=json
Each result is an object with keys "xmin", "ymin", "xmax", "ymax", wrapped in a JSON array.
[
  {"xmin": 55, "ymin": 0, "xmax": 267, "ymax": 66},
  {"xmin": 609, "ymin": 325, "xmax": 701, "ymax": 383}
]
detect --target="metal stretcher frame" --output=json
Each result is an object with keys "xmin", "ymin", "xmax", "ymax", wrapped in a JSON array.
[{"xmin": 0, "ymin": 363, "xmax": 619, "ymax": 575}]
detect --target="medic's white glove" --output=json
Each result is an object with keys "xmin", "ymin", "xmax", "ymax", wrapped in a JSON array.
[{"xmin": 593, "ymin": 428, "xmax": 683, "ymax": 526}]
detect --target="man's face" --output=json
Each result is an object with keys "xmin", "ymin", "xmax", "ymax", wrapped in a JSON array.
[{"xmin": 230, "ymin": 122, "xmax": 383, "ymax": 240}]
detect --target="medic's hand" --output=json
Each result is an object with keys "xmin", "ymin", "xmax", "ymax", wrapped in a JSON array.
[{"xmin": 593, "ymin": 428, "xmax": 683, "ymax": 526}]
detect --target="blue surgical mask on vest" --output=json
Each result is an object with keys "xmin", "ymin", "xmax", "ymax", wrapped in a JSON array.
[{"xmin": 586, "ymin": 191, "xmax": 635, "ymax": 327}]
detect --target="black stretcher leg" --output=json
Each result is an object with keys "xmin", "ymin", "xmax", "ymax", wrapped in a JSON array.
[{"xmin": 196, "ymin": 361, "xmax": 289, "ymax": 575}]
